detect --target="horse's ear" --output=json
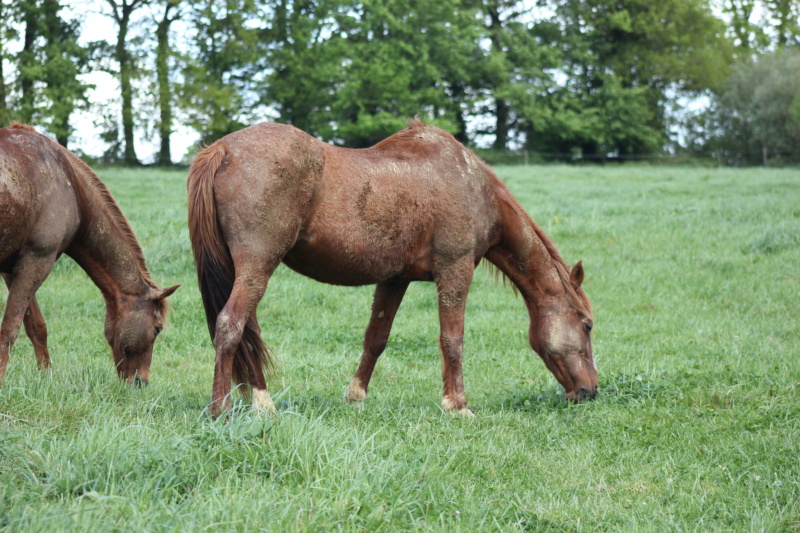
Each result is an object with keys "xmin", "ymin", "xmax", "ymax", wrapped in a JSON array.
[
  {"xmin": 570, "ymin": 261, "xmax": 584, "ymax": 287},
  {"xmin": 156, "ymin": 285, "xmax": 180, "ymax": 300}
]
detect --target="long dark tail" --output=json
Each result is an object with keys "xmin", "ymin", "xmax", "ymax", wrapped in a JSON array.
[{"xmin": 187, "ymin": 143, "xmax": 273, "ymax": 388}]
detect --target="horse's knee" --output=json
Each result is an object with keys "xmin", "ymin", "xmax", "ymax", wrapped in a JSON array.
[
  {"xmin": 0, "ymin": 325, "xmax": 21, "ymax": 350},
  {"xmin": 439, "ymin": 333, "xmax": 464, "ymax": 360}
]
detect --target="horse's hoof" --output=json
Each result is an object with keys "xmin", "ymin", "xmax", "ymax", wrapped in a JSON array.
[
  {"xmin": 252, "ymin": 388, "xmax": 277, "ymax": 416},
  {"xmin": 344, "ymin": 378, "xmax": 367, "ymax": 405},
  {"xmin": 442, "ymin": 397, "xmax": 473, "ymax": 416}
]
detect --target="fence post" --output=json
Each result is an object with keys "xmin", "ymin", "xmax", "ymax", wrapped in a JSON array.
[
  {"xmin": 763, "ymin": 146, "xmax": 768, "ymax": 167},
  {"xmin": 523, "ymin": 150, "xmax": 529, "ymax": 166}
]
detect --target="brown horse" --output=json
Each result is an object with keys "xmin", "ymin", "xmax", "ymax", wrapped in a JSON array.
[
  {"xmin": 188, "ymin": 120, "xmax": 597, "ymax": 417},
  {"xmin": 0, "ymin": 123, "xmax": 179, "ymax": 385}
]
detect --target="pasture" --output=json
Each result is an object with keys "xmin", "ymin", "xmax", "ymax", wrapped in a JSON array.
[{"xmin": 1, "ymin": 164, "xmax": 798, "ymax": 531}]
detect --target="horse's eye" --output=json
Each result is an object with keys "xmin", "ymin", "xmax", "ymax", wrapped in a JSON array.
[
  {"xmin": 583, "ymin": 321, "xmax": 593, "ymax": 333},
  {"xmin": 155, "ymin": 326, "xmax": 163, "ymax": 336}
]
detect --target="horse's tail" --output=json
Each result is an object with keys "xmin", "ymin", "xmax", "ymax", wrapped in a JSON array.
[{"xmin": 187, "ymin": 142, "xmax": 273, "ymax": 389}]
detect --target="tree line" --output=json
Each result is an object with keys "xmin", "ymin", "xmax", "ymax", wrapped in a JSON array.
[{"xmin": 1, "ymin": 0, "xmax": 798, "ymax": 165}]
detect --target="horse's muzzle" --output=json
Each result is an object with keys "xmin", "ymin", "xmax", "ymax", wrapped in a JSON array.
[
  {"xmin": 131, "ymin": 376, "xmax": 149, "ymax": 388},
  {"xmin": 571, "ymin": 384, "xmax": 598, "ymax": 403}
]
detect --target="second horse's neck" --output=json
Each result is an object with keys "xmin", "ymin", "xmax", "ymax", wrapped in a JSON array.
[{"xmin": 65, "ymin": 158, "xmax": 153, "ymax": 302}]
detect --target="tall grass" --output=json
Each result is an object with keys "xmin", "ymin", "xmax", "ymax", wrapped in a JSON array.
[{"xmin": 1, "ymin": 165, "xmax": 798, "ymax": 531}]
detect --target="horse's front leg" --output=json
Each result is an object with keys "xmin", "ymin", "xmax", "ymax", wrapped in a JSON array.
[
  {"xmin": 345, "ymin": 280, "xmax": 409, "ymax": 405},
  {"xmin": 0, "ymin": 253, "xmax": 56, "ymax": 384},
  {"xmin": 435, "ymin": 260, "xmax": 475, "ymax": 416}
]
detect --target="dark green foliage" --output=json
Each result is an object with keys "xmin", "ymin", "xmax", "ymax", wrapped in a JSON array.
[
  {"xmin": 328, "ymin": 0, "xmax": 479, "ymax": 146},
  {"xmin": 179, "ymin": 0, "xmax": 263, "ymax": 145},
  {"xmin": 687, "ymin": 49, "xmax": 800, "ymax": 165},
  {"xmin": 1, "ymin": 0, "xmax": 89, "ymax": 146},
  {"xmin": 525, "ymin": 0, "xmax": 733, "ymax": 158}
]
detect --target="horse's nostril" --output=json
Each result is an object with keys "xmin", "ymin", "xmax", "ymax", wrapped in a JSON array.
[
  {"xmin": 132, "ymin": 376, "xmax": 148, "ymax": 388},
  {"xmin": 575, "ymin": 386, "xmax": 590, "ymax": 402}
]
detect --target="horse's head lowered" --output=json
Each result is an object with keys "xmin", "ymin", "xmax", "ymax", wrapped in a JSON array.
[
  {"xmin": 104, "ymin": 285, "xmax": 179, "ymax": 386},
  {"xmin": 529, "ymin": 261, "xmax": 598, "ymax": 402}
]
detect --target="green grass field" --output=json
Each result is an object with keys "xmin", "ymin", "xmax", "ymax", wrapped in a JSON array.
[{"xmin": 1, "ymin": 164, "xmax": 798, "ymax": 531}]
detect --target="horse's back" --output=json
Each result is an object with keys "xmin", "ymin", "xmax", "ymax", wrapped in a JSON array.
[
  {"xmin": 207, "ymin": 121, "xmax": 504, "ymax": 285},
  {"xmin": 0, "ymin": 126, "xmax": 80, "ymax": 269},
  {"xmin": 288, "ymin": 124, "xmax": 503, "ymax": 284}
]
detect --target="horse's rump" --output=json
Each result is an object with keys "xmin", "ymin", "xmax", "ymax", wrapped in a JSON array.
[{"xmin": 0, "ymin": 125, "xmax": 80, "ymax": 266}]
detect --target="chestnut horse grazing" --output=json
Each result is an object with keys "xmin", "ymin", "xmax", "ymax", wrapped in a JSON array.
[
  {"xmin": 188, "ymin": 120, "xmax": 596, "ymax": 417},
  {"xmin": 0, "ymin": 123, "xmax": 179, "ymax": 385}
]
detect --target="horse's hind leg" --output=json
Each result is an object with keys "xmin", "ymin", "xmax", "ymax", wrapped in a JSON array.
[
  {"xmin": 239, "ymin": 308, "xmax": 276, "ymax": 414},
  {"xmin": 434, "ymin": 259, "xmax": 475, "ymax": 416},
  {"xmin": 23, "ymin": 296, "xmax": 51, "ymax": 369},
  {"xmin": 210, "ymin": 257, "xmax": 281, "ymax": 417},
  {"xmin": 0, "ymin": 254, "xmax": 56, "ymax": 384},
  {"xmin": 345, "ymin": 281, "xmax": 409, "ymax": 405}
]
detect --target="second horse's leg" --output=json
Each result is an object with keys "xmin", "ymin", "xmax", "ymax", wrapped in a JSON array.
[{"xmin": 345, "ymin": 281, "xmax": 409, "ymax": 404}]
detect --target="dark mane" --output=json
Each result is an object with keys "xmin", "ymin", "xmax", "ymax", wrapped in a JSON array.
[
  {"xmin": 56, "ymin": 144, "xmax": 158, "ymax": 290},
  {"xmin": 492, "ymin": 177, "xmax": 593, "ymax": 320}
]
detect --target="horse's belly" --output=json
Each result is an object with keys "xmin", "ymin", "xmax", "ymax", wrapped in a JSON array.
[{"xmin": 283, "ymin": 236, "xmax": 431, "ymax": 286}]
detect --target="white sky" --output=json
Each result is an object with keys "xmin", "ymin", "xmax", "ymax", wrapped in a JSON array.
[{"xmin": 65, "ymin": 5, "xmax": 199, "ymax": 163}]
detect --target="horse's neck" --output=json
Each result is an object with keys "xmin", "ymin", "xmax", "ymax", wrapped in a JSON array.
[
  {"xmin": 67, "ymin": 164, "xmax": 151, "ymax": 301},
  {"xmin": 486, "ymin": 190, "xmax": 562, "ymax": 304}
]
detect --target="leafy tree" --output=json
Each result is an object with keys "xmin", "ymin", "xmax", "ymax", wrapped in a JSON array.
[
  {"xmin": 689, "ymin": 50, "xmax": 800, "ymax": 165},
  {"xmin": 40, "ymin": 0, "xmax": 90, "ymax": 146},
  {"xmin": 2, "ymin": 0, "xmax": 88, "ymax": 145},
  {"xmin": 104, "ymin": 0, "xmax": 151, "ymax": 165},
  {"xmin": 262, "ymin": 0, "xmax": 345, "ymax": 141},
  {"xmin": 330, "ymin": 0, "xmax": 478, "ymax": 147},
  {"xmin": 0, "ymin": 0, "xmax": 14, "ymax": 126},
  {"xmin": 768, "ymin": 0, "xmax": 800, "ymax": 47},
  {"xmin": 18, "ymin": 0, "xmax": 38, "ymax": 124},
  {"xmin": 478, "ymin": 0, "xmax": 555, "ymax": 150},
  {"xmin": 534, "ymin": 0, "xmax": 733, "ymax": 156},
  {"xmin": 180, "ymin": 0, "xmax": 263, "ymax": 145}
]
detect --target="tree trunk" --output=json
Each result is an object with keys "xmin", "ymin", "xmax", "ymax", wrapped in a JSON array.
[
  {"xmin": 487, "ymin": 2, "xmax": 508, "ymax": 150},
  {"xmin": 493, "ymin": 96, "xmax": 509, "ymax": 150},
  {"xmin": 44, "ymin": 0, "xmax": 71, "ymax": 147},
  {"xmin": 20, "ymin": 2, "xmax": 38, "ymax": 124},
  {"xmin": 116, "ymin": 4, "xmax": 139, "ymax": 165},
  {"xmin": 0, "ymin": 0, "xmax": 7, "ymax": 126},
  {"xmin": 155, "ymin": 8, "xmax": 173, "ymax": 165}
]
